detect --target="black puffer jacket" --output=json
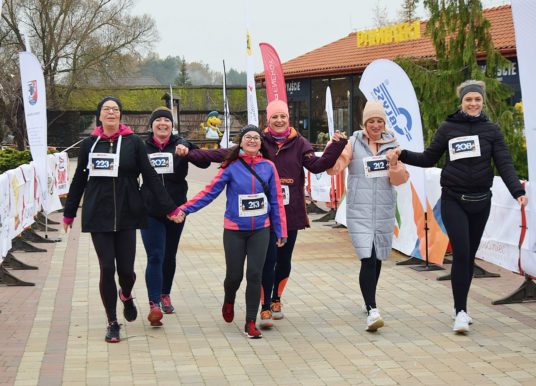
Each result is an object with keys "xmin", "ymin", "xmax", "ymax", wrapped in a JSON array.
[
  {"xmin": 141, "ymin": 135, "xmax": 210, "ymax": 217},
  {"xmin": 64, "ymin": 133, "xmax": 178, "ymax": 232},
  {"xmin": 399, "ymin": 110, "xmax": 525, "ymax": 198}
]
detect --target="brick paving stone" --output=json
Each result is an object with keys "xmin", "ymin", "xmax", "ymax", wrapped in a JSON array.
[{"xmin": 1, "ymin": 163, "xmax": 535, "ymax": 385}]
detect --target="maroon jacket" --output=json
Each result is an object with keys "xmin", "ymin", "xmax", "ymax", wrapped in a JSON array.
[{"xmin": 187, "ymin": 127, "xmax": 347, "ymax": 230}]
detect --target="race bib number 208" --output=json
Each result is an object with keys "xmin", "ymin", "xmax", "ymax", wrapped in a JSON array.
[{"xmin": 448, "ymin": 135, "xmax": 481, "ymax": 161}]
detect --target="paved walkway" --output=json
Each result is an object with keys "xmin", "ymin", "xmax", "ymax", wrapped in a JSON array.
[{"xmin": 1, "ymin": 164, "xmax": 535, "ymax": 385}]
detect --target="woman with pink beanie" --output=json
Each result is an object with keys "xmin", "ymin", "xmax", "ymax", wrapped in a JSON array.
[{"xmin": 178, "ymin": 99, "xmax": 347, "ymax": 329}]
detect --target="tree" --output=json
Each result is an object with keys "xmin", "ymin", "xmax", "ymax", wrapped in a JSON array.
[
  {"xmin": 226, "ymin": 69, "xmax": 247, "ymax": 86},
  {"xmin": 398, "ymin": 0, "xmax": 420, "ymax": 23},
  {"xmin": 372, "ymin": 0, "xmax": 391, "ymax": 27},
  {"xmin": 0, "ymin": 0, "xmax": 158, "ymax": 109},
  {"xmin": 175, "ymin": 56, "xmax": 191, "ymax": 86},
  {"xmin": 396, "ymin": 0, "xmax": 526, "ymax": 176},
  {"xmin": 141, "ymin": 54, "xmax": 182, "ymax": 85},
  {"xmin": 187, "ymin": 61, "xmax": 219, "ymax": 86}
]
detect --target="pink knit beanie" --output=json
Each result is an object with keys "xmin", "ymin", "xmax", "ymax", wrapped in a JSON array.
[{"xmin": 266, "ymin": 100, "xmax": 289, "ymax": 121}]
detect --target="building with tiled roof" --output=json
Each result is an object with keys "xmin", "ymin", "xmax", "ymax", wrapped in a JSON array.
[{"xmin": 257, "ymin": 5, "xmax": 520, "ymax": 143}]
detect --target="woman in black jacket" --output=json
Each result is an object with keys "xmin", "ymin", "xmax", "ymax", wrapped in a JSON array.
[
  {"xmin": 389, "ymin": 80, "xmax": 528, "ymax": 334},
  {"xmin": 140, "ymin": 107, "xmax": 210, "ymax": 326},
  {"xmin": 63, "ymin": 97, "xmax": 181, "ymax": 343}
]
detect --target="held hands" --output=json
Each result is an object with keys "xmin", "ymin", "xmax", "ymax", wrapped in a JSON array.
[
  {"xmin": 167, "ymin": 209, "xmax": 186, "ymax": 223},
  {"xmin": 276, "ymin": 237, "xmax": 287, "ymax": 247},
  {"xmin": 175, "ymin": 144, "xmax": 189, "ymax": 157},
  {"xmin": 169, "ymin": 209, "xmax": 187, "ymax": 223},
  {"xmin": 517, "ymin": 195, "xmax": 528, "ymax": 207},
  {"xmin": 332, "ymin": 130, "xmax": 347, "ymax": 142},
  {"xmin": 386, "ymin": 147, "xmax": 401, "ymax": 166}
]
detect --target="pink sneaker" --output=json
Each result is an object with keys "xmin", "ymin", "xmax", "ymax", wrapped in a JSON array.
[
  {"xmin": 148, "ymin": 302, "xmax": 163, "ymax": 327},
  {"xmin": 160, "ymin": 294, "xmax": 174, "ymax": 314}
]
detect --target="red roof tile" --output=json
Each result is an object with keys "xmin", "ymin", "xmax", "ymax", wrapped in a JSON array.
[{"xmin": 259, "ymin": 5, "xmax": 515, "ymax": 80}]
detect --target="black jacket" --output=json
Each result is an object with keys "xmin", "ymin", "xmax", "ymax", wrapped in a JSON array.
[
  {"xmin": 64, "ymin": 133, "xmax": 178, "ymax": 232},
  {"xmin": 141, "ymin": 134, "xmax": 210, "ymax": 217},
  {"xmin": 399, "ymin": 110, "xmax": 525, "ymax": 198}
]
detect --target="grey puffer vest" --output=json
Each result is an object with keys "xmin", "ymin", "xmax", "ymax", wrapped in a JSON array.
[{"xmin": 346, "ymin": 130, "xmax": 399, "ymax": 260}]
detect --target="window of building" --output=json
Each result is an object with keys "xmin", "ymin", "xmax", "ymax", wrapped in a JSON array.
[
  {"xmin": 352, "ymin": 77, "xmax": 368, "ymax": 132},
  {"xmin": 310, "ymin": 77, "xmax": 351, "ymax": 144}
]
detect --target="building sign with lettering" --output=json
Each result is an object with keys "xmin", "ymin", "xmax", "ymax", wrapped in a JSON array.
[
  {"xmin": 480, "ymin": 59, "xmax": 521, "ymax": 103},
  {"xmin": 357, "ymin": 20, "xmax": 421, "ymax": 47},
  {"xmin": 286, "ymin": 79, "xmax": 310, "ymax": 100}
]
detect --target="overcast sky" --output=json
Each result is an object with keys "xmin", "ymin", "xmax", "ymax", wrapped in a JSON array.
[{"xmin": 132, "ymin": 0, "xmax": 510, "ymax": 73}]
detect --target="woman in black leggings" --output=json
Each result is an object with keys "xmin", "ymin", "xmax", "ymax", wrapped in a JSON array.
[
  {"xmin": 390, "ymin": 80, "xmax": 528, "ymax": 333},
  {"xmin": 63, "ymin": 97, "xmax": 181, "ymax": 343}
]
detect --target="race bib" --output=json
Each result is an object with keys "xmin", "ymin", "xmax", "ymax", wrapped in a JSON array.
[
  {"xmin": 363, "ymin": 155, "xmax": 389, "ymax": 178},
  {"xmin": 238, "ymin": 192, "xmax": 268, "ymax": 217},
  {"xmin": 87, "ymin": 135, "xmax": 121, "ymax": 178},
  {"xmin": 149, "ymin": 152, "xmax": 174, "ymax": 174},
  {"xmin": 281, "ymin": 185, "xmax": 290, "ymax": 206},
  {"xmin": 449, "ymin": 135, "xmax": 481, "ymax": 161},
  {"xmin": 88, "ymin": 153, "xmax": 119, "ymax": 177}
]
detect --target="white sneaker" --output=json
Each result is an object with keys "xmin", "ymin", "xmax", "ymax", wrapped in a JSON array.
[
  {"xmin": 452, "ymin": 308, "xmax": 473, "ymax": 324},
  {"xmin": 366, "ymin": 308, "xmax": 384, "ymax": 332},
  {"xmin": 453, "ymin": 311, "xmax": 470, "ymax": 333}
]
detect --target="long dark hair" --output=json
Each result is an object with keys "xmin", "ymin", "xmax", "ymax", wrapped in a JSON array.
[{"xmin": 221, "ymin": 137, "xmax": 270, "ymax": 169}]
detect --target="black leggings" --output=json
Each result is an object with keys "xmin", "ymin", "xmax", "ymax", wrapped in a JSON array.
[
  {"xmin": 223, "ymin": 228, "xmax": 270, "ymax": 321},
  {"xmin": 359, "ymin": 245, "xmax": 382, "ymax": 311},
  {"xmin": 441, "ymin": 194, "xmax": 491, "ymax": 314},
  {"xmin": 91, "ymin": 230, "xmax": 137, "ymax": 323}
]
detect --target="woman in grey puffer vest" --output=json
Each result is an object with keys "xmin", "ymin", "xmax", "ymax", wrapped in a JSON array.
[{"xmin": 329, "ymin": 100, "xmax": 408, "ymax": 332}]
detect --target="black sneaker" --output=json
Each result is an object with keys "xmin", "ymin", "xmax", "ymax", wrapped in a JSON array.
[
  {"xmin": 118, "ymin": 289, "xmax": 137, "ymax": 322},
  {"xmin": 105, "ymin": 321, "xmax": 121, "ymax": 343}
]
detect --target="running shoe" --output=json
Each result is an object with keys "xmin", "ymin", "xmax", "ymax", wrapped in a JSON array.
[
  {"xmin": 160, "ymin": 294, "xmax": 175, "ymax": 314},
  {"xmin": 118, "ymin": 289, "xmax": 138, "ymax": 322},
  {"xmin": 259, "ymin": 310, "xmax": 273, "ymax": 329},
  {"xmin": 366, "ymin": 308, "xmax": 384, "ymax": 332},
  {"xmin": 105, "ymin": 321, "xmax": 121, "ymax": 343},
  {"xmin": 222, "ymin": 302, "xmax": 234, "ymax": 323},
  {"xmin": 453, "ymin": 311, "xmax": 470, "ymax": 333},
  {"xmin": 244, "ymin": 320, "xmax": 262, "ymax": 339},
  {"xmin": 452, "ymin": 308, "xmax": 473, "ymax": 324},
  {"xmin": 270, "ymin": 300, "xmax": 284, "ymax": 320},
  {"xmin": 148, "ymin": 302, "xmax": 163, "ymax": 327}
]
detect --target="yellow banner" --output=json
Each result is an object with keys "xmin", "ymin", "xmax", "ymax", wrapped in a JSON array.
[{"xmin": 357, "ymin": 20, "xmax": 420, "ymax": 47}]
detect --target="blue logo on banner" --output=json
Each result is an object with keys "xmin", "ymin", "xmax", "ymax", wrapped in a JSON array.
[
  {"xmin": 372, "ymin": 82, "xmax": 412, "ymax": 141},
  {"xmin": 27, "ymin": 80, "xmax": 38, "ymax": 105}
]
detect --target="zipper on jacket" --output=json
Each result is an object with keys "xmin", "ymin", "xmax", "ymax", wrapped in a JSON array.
[
  {"xmin": 110, "ymin": 140, "xmax": 117, "ymax": 232},
  {"xmin": 250, "ymin": 159, "xmax": 255, "ymax": 230}
]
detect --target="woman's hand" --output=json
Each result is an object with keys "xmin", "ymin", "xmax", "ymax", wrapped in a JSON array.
[
  {"xmin": 63, "ymin": 217, "xmax": 74, "ymax": 233},
  {"xmin": 386, "ymin": 148, "xmax": 401, "ymax": 166},
  {"xmin": 175, "ymin": 144, "xmax": 189, "ymax": 157},
  {"xmin": 276, "ymin": 237, "xmax": 287, "ymax": 247},
  {"xmin": 331, "ymin": 130, "xmax": 347, "ymax": 142},
  {"xmin": 517, "ymin": 195, "xmax": 528, "ymax": 207}
]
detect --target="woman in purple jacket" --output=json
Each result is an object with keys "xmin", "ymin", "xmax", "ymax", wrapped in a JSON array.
[
  {"xmin": 177, "ymin": 125, "xmax": 287, "ymax": 339},
  {"xmin": 177, "ymin": 100, "xmax": 347, "ymax": 328}
]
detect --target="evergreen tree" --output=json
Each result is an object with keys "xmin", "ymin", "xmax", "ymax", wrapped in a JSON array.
[
  {"xmin": 398, "ymin": 0, "xmax": 420, "ymax": 23},
  {"xmin": 395, "ymin": 0, "xmax": 526, "ymax": 177},
  {"xmin": 175, "ymin": 57, "xmax": 191, "ymax": 86}
]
